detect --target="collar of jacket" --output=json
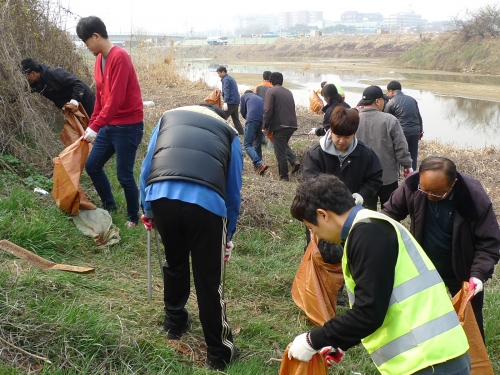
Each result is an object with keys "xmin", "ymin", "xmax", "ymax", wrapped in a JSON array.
[{"xmin": 406, "ymin": 172, "xmax": 479, "ymax": 221}]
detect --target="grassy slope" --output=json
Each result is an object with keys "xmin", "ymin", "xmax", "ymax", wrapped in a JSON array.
[{"xmin": 1, "ymin": 58, "xmax": 499, "ymax": 374}]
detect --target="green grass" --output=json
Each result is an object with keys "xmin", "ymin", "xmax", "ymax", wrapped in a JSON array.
[{"xmin": 1, "ymin": 126, "xmax": 499, "ymax": 374}]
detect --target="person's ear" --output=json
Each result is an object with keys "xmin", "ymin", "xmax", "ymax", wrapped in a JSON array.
[{"xmin": 316, "ymin": 208, "xmax": 328, "ymax": 221}]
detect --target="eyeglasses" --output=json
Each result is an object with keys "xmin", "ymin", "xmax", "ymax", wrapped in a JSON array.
[{"xmin": 417, "ymin": 184, "xmax": 454, "ymax": 199}]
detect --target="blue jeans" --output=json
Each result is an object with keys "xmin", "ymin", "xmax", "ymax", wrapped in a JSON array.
[
  {"xmin": 243, "ymin": 120, "xmax": 264, "ymax": 168},
  {"xmin": 413, "ymin": 352, "xmax": 470, "ymax": 375},
  {"xmin": 85, "ymin": 123, "xmax": 144, "ymax": 223}
]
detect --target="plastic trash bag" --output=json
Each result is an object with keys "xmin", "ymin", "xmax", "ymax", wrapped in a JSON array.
[
  {"xmin": 205, "ymin": 90, "xmax": 222, "ymax": 108},
  {"xmin": 292, "ymin": 237, "xmax": 345, "ymax": 326},
  {"xmin": 452, "ymin": 282, "xmax": 494, "ymax": 375},
  {"xmin": 72, "ymin": 208, "xmax": 121, "ymax": 246},
  {"xmin": 309, "ymin": 91, "xmax": 324, "ymax": 114},
  {"xmin": 279, "ymin": 345, "xmax": 328, "ymax": 375}
]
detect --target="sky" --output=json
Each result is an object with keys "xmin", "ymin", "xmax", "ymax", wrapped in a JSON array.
[{"xmin": 57, "ymin": 0, "xmax": 496, "ymax": 35}]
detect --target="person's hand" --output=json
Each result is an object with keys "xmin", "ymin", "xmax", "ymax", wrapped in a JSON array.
[
  {"xmin": 420, "ymin": 132, "xmax": 424, "ymax": 140},
  {"xmin": 403, "ymin": 168, "xmax": 414, "ymax": 178},
  {"xmin": 352, "ymin": 193, "xmax": 364, "ymax": 206},
  {"xmin": 468, "ymin": 277, "xmax": 483, "ymax": 297},
  {"xmin": 288, "ymin": 333, "xmax": 317, "ymax": 362},
  {"xmin": 319, "ymin": 347, "xmax": 344, "ymax": 367},
  {"xmin": 65, "ymin": 99, "xmax": 79, "ymax": 112},
  {"xmin": 141, "ymin": 215, "xmax": 154, "ymax": 231},
  {"xmin": 225, "ymin": 241, "xmax": 234, "ymax": 262},
  {"xmin": 222, "ymin": 102, "xmax": 228, "ymax": 111},
  {"xmin": 262, "ymin": 128, "xmax": 269, "ymax": 135},
  {"xmin": 83, "ymin": 127, "xmax": 98, "ymax": 143},
  {"xmin": 307, "ymin": 128, "xmax": 317, "ymax": 137}
]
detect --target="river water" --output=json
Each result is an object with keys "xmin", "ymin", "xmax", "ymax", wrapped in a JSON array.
[{"xmin": 184, "ymin": 60, "xmax": 500, "ymax": 149}]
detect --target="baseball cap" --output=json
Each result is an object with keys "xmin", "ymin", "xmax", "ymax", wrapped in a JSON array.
[{"xmin": 361, "ymin": 86, "xmax": 384, "ymax": 101}]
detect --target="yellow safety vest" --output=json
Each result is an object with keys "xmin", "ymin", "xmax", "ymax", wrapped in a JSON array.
[{"xmin": 342, "ymin": 209, "xmax": 468, "ymax": 375}]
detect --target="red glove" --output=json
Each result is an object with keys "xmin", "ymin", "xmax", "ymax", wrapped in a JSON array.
[
  {"xmin": 141, "ymin": 215, "xmax": 154, "ymax": 231},
  {"xmin": 420, "ymin": 132, "xmax": 424, "ymax": 140},
  {"xmin": 320, "ymin": 346, "xmax": 344, "ymax": 367},
  {"xmin": 403, "ymin": 168, "xmax": 414, "ymax": 178}
]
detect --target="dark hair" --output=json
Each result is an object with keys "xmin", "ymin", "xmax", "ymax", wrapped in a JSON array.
[
  {"xmin": 291, "ymin": 174, "xmax": 355, "ymax": 225},
  {"xmin": 197, "ymin": 103, "xmax": 226, "ymax": 120},
  {"xmin": 216, "ymin": 66, "xmax": 227, "ymax": 73},
  {"xmin": 263, "ymin": 70, "xmax": 272, "ymax": 80},
  {"xmin": 419, "ymin": 157, "xmax": 457, "ymax": 186},
  {"xmin": 320, "ymin": 81, "xmax": 328, "ymax": 89},
  {"xmin": 76, "ymin": 16, "xmax": 108, "ymax": 41},
  {"xmin": 20, "ymin": 58, "xmax": 40, "ymax": 74},
  {"xmin": 270, "ymin": 72, "xmax": 283, "ymax": 86},
  {"xmin": 322, "ymin": 84, "xmax": 344, "ymax": 105},
  {"xmin": 244, "ymin": 89, "xmax": 253, "ymax": 94},
  {"xmin": 330, "ymin": 106, "xmax": 359, "ymax": 136},
  {"xmin": 387, "ymin": 80, "xmax": 402, "ymax": 91}
]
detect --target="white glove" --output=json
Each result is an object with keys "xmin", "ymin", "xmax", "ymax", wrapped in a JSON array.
[
  {"xmin": 307, "ymin": 128, "xmax": 317, "ymax": 137},
  {"xmin": 225, "ymin": 241, "xmax": 234, "ymax": 262},
  {"xmin": 222, "ymin": 102, "xmax": 228, "ymax": 111},
  {"xmin": 469, "ymin": 277, "xmax": 483, "ymax": 296},
  {"xmin": 288, "ymin": 333, "xmax": 317, "ymax": 362},
  {"xmin": 83, "ymin": 127, "xmax": 98, "ymax": 143},
  {"xmin": 70, "ymin": 99, "xmax": 78, "ymax": 106},
  {"xmin": 352, "ymin": 193, "xmax": 364, "ymax": 206}
]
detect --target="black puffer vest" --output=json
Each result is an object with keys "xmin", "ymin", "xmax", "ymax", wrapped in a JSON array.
[{"xmin": 147, "ymin": 108, "xmax": 237, "ymax": 199}]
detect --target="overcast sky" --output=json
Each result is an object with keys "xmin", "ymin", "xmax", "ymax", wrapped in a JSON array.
[{"xmin": 57, "ymin": 0, "xmax": 495, "ymax": 34}]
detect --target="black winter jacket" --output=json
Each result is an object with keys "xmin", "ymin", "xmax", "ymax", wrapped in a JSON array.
[
  {"xmin": 315, "ymin": 99, "xmax": 351, "ymax": 137},
  {"xmin": 383, "ymin": 91, "xmax": 423, "ymax": 136},
  {"xmin": 383, "ymin": 172, "xmax": 500, "ymax": 282},
  {"xmin": 303, "ymin": 140, "xmax": 382, "ymax": 200},
  {"xmin": 30, "ymin": 64, "xmax": 95, "ymax": 116}
]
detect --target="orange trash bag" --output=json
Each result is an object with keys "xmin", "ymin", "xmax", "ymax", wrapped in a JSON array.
[
  {"xmin": 52, "ymin": 103, "xmax": 95, "ymax": 215},
  {"xmin": 309, "ymin": 91, "xmax": 324, "ymax": 114},
  {"xmin": 292, "ymin": 236, "xmax": 345, "ymax": 326},
  {"xmin": 60, "ymin": 103, "xmax": 89, "ymax": 147},
  {"xmin": 204, "ymin": 89, "xmax": 222, "ymax": 108},
  {"xmin": 52, "ymin": 138, "xmax": 96, "ymax": 215},
  {"xmin": 452, "ymin": 282, "xmax": 494, "ymax": 375},
  {"xmin": 279, "ymin": 345, "xmax": 328, "ymax": 375}
]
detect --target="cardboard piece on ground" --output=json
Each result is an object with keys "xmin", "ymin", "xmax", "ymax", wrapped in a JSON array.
[
  {"xmin": 72, "ymin": 208, "xmax": 121, "ymax": 246},
  {"xmin": 0, "ymin": 240, "xmax": 94, "ymax": 274},
  {"xmin": 452, "ymin": 282, "xmax": 494, "ymax": 375}
]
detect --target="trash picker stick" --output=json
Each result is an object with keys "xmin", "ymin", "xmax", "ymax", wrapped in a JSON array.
[
  {"xmin": 147, "ymin": 229, "xmax": 152, "ymax": 301},
  {"xmin": 154, "ymin": 227, "xmax": 164, "ymax": 277}
]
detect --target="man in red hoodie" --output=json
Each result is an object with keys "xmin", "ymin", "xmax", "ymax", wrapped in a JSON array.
[{"xmin": 76, "ymin": 16, "xmax": 144, "ymax": 227}]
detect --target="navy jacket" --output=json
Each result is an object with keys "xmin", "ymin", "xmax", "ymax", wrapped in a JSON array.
[
  {"xmin": 221, "ymin": 74, "xmax": 240, "ymax": 105},
  {"xmin": 240, "ymin": 92, "xmax": 264, "ymax": 123}
]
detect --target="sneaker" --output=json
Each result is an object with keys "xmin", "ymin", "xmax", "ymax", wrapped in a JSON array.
[
  {"xmin": 256, "ymin": 164, "xmax": 269, "ymax": 176},
  {"xmin": 125, "ymin": 221, "xmax": 138, "ymax": 228},
  {"xmin": 291, "ymin": 161, "xmax": 301, "ymax": 174},
  {"xmin": 165, "ymin": 314, "xmax": 191, "ymax": 340},
  {"xmin": 205, "ymin": 346, "xmax": 238, "ymax": 371}
]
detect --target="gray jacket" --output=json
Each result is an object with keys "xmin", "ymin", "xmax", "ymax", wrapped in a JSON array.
[
  {"xmin": 356, "ymin": 107, "xmax": 412, "ymax": 185},
  {"xmin": 384, "ymin": 91, "xmax": 423, "ymax": 136}
]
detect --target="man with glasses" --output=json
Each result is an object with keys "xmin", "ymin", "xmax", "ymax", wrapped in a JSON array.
[{"xmin": 383, "ymin": 156, "xmax": 500, "ymax": 341}]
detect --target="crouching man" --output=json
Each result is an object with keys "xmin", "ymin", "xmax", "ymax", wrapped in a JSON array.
[
  {"xmin": 288, "ymin": 174, "xmax": 470, "ymax": 375},
  {"xmin": 139, "ymin": 104, "xmax": 242, "ymax": 371}
]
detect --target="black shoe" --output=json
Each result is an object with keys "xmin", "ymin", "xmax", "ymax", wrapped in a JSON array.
[
  {"xmin": 337, "ymin": 289, "xmax": 346, "ymax": 306},
  {"xmin": 205, "ymin": 346, "xmax": 238, "ymax": 371},
  {"xmin": 164, "ymin": 314, "xmax": 191, "ymax": 340},
  {"xmin": 291, "ymin": 161, "xmax": 301, "ymax": 174}
]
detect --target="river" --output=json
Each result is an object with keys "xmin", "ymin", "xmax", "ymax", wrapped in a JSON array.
[{"xmin": 184, "ymin": 60, "xmax": 500, "ymax": 149}]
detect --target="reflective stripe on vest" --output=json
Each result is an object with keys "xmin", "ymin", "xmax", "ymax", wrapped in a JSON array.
[
  {"xmin": 347, "ymin": 221, "xmax": 442, "ymax": 307},
  {"xmin": 343, "ymin": 210, "xmax": 468, "ymax": 373},
  {"xmin": 371, "ymin": 310, "xmax": 460, "ymax": 366}
]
